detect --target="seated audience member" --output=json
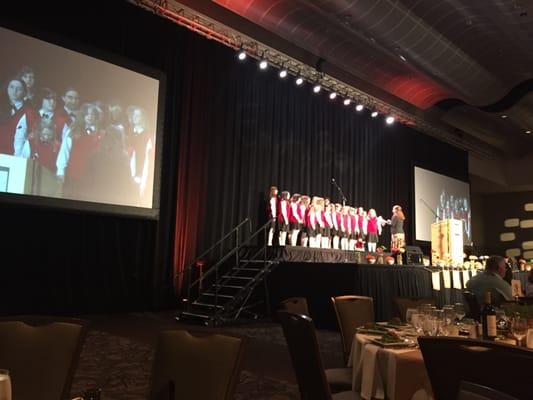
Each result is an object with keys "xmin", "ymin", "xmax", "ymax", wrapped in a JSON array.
[
  {"xmin": 466, "ymin": 255, "xmax": 513, "ymax": 306},
  {"xmin": 526, "ymin": 270, "xmax": 533, "ymax": 297}
]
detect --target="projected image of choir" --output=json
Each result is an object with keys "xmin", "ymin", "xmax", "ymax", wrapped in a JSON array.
[
  {"xmin": 436, "ymin": 190, "xmax": 471, "ymax": 241},
  {"xmin": 0, "ymin": 65, "xmax": 155, "ymax": 205},
  {"xmin": 266, "ymin": 186, "xmax": 390, "ymax": 252}
]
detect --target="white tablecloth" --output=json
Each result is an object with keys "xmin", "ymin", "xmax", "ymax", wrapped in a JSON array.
[{"xmin": 348, "ymin": 333, "xmax": 432, "ymax": 400}]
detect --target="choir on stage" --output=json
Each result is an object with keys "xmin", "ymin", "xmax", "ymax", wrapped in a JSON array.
[{"xmin": 267, "ymin": 186, "xmax": 405, "ymax": 252}]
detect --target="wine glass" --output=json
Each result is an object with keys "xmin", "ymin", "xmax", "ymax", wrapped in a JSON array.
[
  {"xmin": 405, "ymin": 308, "xmax": 417, "ymax": 325},
  {"xmin": 511, "ymin": 316, "xmax": 528, "ymax": 346},
  {"xmin": 0, "ymin": 370, "xmax": 12, "ymax": 400},
  {"xmin": 454, "ymin": 303, "xmax": 465, "ymax": 322}
]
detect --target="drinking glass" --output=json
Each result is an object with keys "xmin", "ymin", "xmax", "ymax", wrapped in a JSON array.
[
  {"xmin": 405, "ymin": 308, "xmax": 418, "ymax": 325},
  {"xmin": 511, "ymin": 316, "xmax": 528, "ymax": 346},
  {"xmin": 443, "ymin": 307, "xmax": 456, "ymax": 326},
  {"xmin": 0, "ymin": 370, "xmax": 11, "ymax": 400},
  {"xmin": 454, "ymin": 303, "xmax": 466, "ymax": 321},
  {"xmin": 424, "ymin": 315, "xmax": 438, "ymax": 336}
]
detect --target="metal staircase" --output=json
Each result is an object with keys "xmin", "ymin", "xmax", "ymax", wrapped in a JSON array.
[{"xmin": 176, "ymin": 219, "xmax": 279, "ymax": 326}]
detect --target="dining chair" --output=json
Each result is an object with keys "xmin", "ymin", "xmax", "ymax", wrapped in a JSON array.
[
  {"xmin": 331, "ymin": 295, "xmax": 374, "ymax": 364},
  {"xmin": 458, "ymin": 381, "xmax": 519, "ymax": 400},
  {"xmin": 277, "ymin": 311, "xmax": 359, "ymax": 400},
  {"xmin": 148, "ymin": 330, "xmax": 245, "ymax": 400},
  {"xmin": 418, "ymin": 336, "xmax": 533, "ymax": 400},
  {"xmin": 393, "ymin": 297, "xmax": 435, "ymax": 321},
  {"xmin": 280, "ymin": 297, "xmax": 310, "ymax": 316},
  {"xmin": 0, "ymin": 317, "xmax": 87, "ymax": 400}
]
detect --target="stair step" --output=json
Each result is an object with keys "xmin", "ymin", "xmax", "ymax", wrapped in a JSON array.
[
  {"xmin": 202, "ymin": 293, "xmax": 234, "ymax": 299},
  {"xmin": 193, "ymin": 301, "xmax": 224, "ymax": 308},
  {"xmin": 222, "ymin": 275, "xmax": 254, "ymax": 280},
  {"xmin": 232, "ymin": 267, "xmax": 262, "ymax": 272},
  {"xmin": 179, "ymin": 311, "xmax": 210, "ymax": 319},
  {"xmin": 214, "ymin": 284, "xmax": 245, "ymax": 289}
]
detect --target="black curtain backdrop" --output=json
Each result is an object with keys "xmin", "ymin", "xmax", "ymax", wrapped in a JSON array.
[
  {"xmin": 0, "ymin": 1, "xmax": 467, "ymax": 312},
  {"xmin": 188, "ymin": 38, "xmax": 468, "ymax": 256}
]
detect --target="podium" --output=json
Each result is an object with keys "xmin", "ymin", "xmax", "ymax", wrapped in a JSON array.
[
  {"xmin": 0, "ymin": 154, "xmax": 61, "ymax": 197},
  {"xmin": 431, "ymin": 219, "xmax": 463, "ymax": 265}
]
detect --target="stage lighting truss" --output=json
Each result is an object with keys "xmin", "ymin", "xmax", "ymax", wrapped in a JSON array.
[{"xmin": 132, "ymin": 0, "xmax": 498, "ymax": 158}]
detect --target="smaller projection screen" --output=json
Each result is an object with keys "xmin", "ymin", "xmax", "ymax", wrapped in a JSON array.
[
  {"xmin": 0, "ymin": 25, "xmax": 162, "ymax": 213},
  {"xmin": 414, "ymin": 166, "xmax": 472, "ymax": 244}
]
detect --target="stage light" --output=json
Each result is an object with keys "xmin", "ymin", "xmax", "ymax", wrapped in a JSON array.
[
  {"xmin": 371, "ymin": 111, "xmax": 378, "ymax": 118},
  {"xmin": 343, "ymin": 99, "xmax": 351, "ymax": 106},
  {"xmin": 279, "ymin": 68, "xmax": 288, "ymax": 78},
  {"xmin": 501, "ymin": 115, "xmax": 508, "ymax": 119},
  {"xmin": 259, "ymin": 59, "xmax": 268, "ymax": 70},
  {"xmin": 329, "ymin": 92, "xmax": 337, "ymax": 100},
  {"xmin": 313, "ymin": 84, "xmax": 321, "ymax": 93},
  {"xmin": 526, "ymin": 130, "xmax": 532, "ymax": 134},
  {"xmin": 386, "ymin": 116, "xmax": 395, "ymax": 125},
  {"xmin": 295, "ymin": 76, "xmax": 304, "ymax": 86},
  {"xmin": 355, "ymin": 104, "xmax": 364, "ymax": 112},
  {"xmin": 237, "ymin": 49, "xmax": 246, "ymax": 61},
  {"xmin": 399, "ymin": 54, "xmax": 407, "ymax": 62}
]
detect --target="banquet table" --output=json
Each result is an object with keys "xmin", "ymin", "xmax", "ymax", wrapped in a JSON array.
[{"xmin": 348, "ymin": 333, "xmax": 432, "ymax": 400}]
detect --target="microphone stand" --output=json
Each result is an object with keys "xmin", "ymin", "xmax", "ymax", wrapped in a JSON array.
[
  {"xmin": 331, "ymin": 178, "xmax": 348, "ymax": 207},
  {"xmin": 419, "ymin": 198, "xmax": 439, "ymax": 221}
]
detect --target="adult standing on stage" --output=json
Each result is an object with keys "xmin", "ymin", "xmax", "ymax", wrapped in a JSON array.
[
  {"xmin": 267, "ymin": 186, "xmax": 278, "ymax": 246},
  {"xmin": 390, "ymin": 205, "xmax": 406, "ymax": 251}
]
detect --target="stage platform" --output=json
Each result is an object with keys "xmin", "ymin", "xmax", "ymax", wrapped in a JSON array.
[
  {"xmin": 266, "ymin": 246, "xmax": 466, "ymax": 328},
  {"xmin": 278, "ymin": 246, "xmax": 393, "ymax": 264}
]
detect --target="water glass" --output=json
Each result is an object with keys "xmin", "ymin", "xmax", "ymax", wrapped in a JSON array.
[
  {"xmin": 454, "ymin": 303, "xmax": 466, "ymax": 321},
  {"xmin": 0, "ymin": 370, "xmax": 11, "ymax": 400},
  {"xmin": 511, "ymin": 316, "xmax": 528, "ymax": 346},
  {"xmin": 405, "ymin": 308, "xmax": 418, "ymax": 325}
]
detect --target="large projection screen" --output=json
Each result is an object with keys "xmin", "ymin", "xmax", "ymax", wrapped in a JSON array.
[
  {"xmin": 414, "ymin": 166, "xmax": 472, "ymax": 244},
  {"xmin": 0, "ymin": 25, "xmax": 162, "ymax": 215}
]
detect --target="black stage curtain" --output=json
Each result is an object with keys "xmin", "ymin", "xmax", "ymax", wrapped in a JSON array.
[{"xmin": 185, "ymin": 37, "xmax": 468, "ymax": 256}]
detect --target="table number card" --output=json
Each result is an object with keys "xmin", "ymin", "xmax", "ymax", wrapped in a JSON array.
[
  {"xmin": 462, "ymin": 270, "xmax": 471, "ymax": 286},
  {"xmin": 452, "ymin": 270, "xmax": 462, "ymax": 289},
  {"xmin": 443, "ymin": 270, "xmax": 452, "ymax": 289},
  {"xmin": 431, "ymin": 272, "xmax": 441, "ymax": 291}
]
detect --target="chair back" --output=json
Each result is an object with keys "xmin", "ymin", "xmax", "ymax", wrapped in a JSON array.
[
  {"xmin": 393, "ymin": 297, "xmax": 435, "ymax": 321},
  {"xmin": 331, "ymin": 295, "xmax": 374, "ymax": 362},
  {"xmin": 149, "ymin": 330, "xmax": 245, "ymax": 400},
  {"xmin": 418, "ymin": 336, "xmax": 533, "ymax": 400},
  {"xmin": 463, "ymin": 291, "xmax": 481, "ymax": 320},
  {"xmin": 280, "ymin": 297, "xmax": 310, "ymax": 316},
  {"xmin": 0, "ymin": 319, "xmax": 87, "ymax": 400},
  {"xmin": 458, "ymin": 381, "xmax": 519, "ymax": 400},
  {"xmin": 277, "ymin": 311, "xmax": 332, "ymax": 400}
]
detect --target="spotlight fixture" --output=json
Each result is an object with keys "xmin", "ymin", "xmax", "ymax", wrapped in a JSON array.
[
  {"xmin": 371, "ymin": 111, "xmax": 378, "ymax": 118},
  {"xmin": 399, "ymin": 54, "xmax": 407, "ymax": 62},
  {"xmin": 313, "ymin": 83, "xmax": 321, "ymax": 93},
  {"xmin": 343, "ymin": 99, "xmax": 351, "ymax": 106},
  {"xmin": 279, "ymin": 68, "xmax": 288, "ymax": 78},
  {"xmin": 501, "ymin": 115, "xmax": 508, "ymax": 119},
  {"xmin": 526, "ymin": 130, "xmax": 532, "ymax": 134},
  {"xmin": 237, "ymin": 47, "xmax": 246, "ymax": 61},
  {"xmin": 386, "ymin": 116, "xmax": 395, "ymax": 125},
  {"xmin": 295, "ymin": 76, "xmax": 304, "ymax": 86},
  {"xmin": 355, "ymin": 104, "xmax": 364, "ymax": 112},
  {"xmin": 259, "ymin": 58, "xmax": 268, "ymax": 70},
  {"xmin": 329, "ymin": 92, "xmax": 337, "ymax": 100}
]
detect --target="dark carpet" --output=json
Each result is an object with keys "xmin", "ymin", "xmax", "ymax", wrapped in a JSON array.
[{"xmin": 70, "ymin": 312, "xmax": 344, "ymax": 399}]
